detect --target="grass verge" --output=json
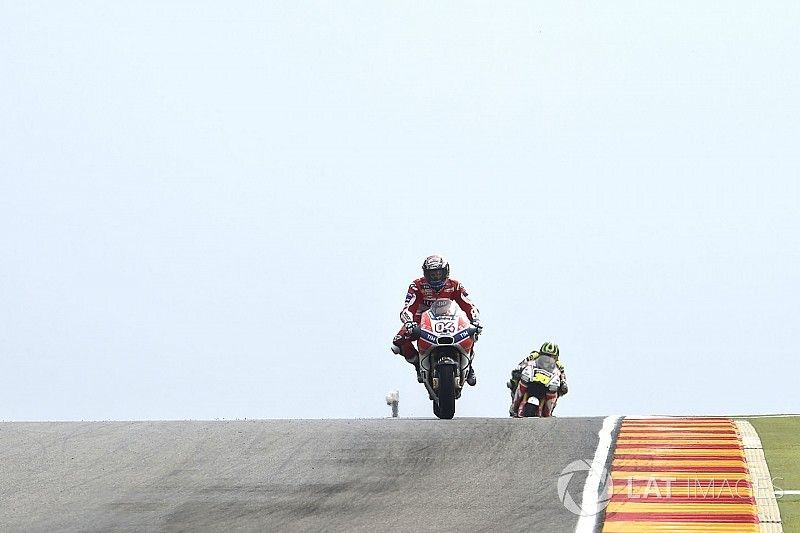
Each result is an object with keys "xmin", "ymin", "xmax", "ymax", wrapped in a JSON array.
[{"xmin": 743, "ymin": 416, "xmax": 800, "ymax": 533}]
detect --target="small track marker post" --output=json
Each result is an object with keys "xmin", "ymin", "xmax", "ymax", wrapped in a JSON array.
[{"xmin": 386, "ymin": 390, "xmax": 399, "ymax": 418}]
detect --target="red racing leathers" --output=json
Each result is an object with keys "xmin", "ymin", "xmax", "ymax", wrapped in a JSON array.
[{"xmin": 392, "ymin": 277, "xmax": 480, "ymax": 363}]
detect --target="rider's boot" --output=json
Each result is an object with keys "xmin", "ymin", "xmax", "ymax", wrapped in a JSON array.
[{"xmin": 466, "ymin": 366, "xmax": 477, "ymax": 386}]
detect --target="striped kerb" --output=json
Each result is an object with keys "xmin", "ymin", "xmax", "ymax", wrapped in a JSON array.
[{"xmin": 602, "ymin": 417, "xmax": 759, "ymax": 533}]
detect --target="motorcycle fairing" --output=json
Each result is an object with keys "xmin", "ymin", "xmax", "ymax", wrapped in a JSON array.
[{"xmin": 417, "ymin": 299, "xmax": 476, "ymax": 402}]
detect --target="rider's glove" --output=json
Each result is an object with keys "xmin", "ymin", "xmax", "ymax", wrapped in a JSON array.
[
  {"xmin": 471, "ymin": 319, "xmax": 483, "ymax": 335},
  {"xmin": 404, "ymin": 321, "xmax": 419, "ymax": 339},
  {"xmin": 559, "ymin": 383, "xmax": 569, "ymax": 396}
]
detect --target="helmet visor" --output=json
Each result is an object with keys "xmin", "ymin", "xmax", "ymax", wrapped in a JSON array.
[{"xmin": 425, "ymin": 268, "xmax": 447, "ymax": 282}]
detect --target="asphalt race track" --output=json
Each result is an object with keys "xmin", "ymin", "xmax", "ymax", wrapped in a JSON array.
[{"xmin": 0, "ymin": 417, "xmax": 605, "ymax": 532}]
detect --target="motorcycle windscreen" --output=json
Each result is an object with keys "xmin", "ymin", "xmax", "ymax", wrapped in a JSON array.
[
  {"xmin": 533, "ymin": 355, "xmax": 557, "ymax": 372},
  {"xmin": 429, "ymin": 299, "xmax": 457, "ymax": 318}
]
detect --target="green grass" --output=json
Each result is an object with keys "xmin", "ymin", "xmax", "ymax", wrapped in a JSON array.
[
  {"xmin": 742, "ymin": 416, "xmax": 800, "ymax": 533},
  {"xmin": 777, "ymin": 496, "xmax": 800, "ymax": 533}
]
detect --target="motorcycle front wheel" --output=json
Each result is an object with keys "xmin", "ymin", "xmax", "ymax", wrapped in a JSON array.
[
  {"xmin": 522, "ymin": 402, "xmax": 539, "ymax": 418},
  {"xmin": 434, "ymin": 364, "xmax": 456, "ymax": 420}
]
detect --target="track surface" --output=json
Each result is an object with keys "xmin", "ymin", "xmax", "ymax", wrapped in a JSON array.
[{"xmin": 0, "ymin": 417, "xmax": 604, "ymax": 532}]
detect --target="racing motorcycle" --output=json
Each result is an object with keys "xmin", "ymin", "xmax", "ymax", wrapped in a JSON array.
[
  {"xmin": 514, "ymin": 355, "xmax": 562, "ymax": 418},
  {"xmin": 413, "ymin": 299, "xmax": 480, "ymax": 419}
]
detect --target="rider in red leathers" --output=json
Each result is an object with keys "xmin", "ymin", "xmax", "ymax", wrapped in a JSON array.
[{"xmin": 391, "ymin": 255, "xmax": 482, "ymax": 385}]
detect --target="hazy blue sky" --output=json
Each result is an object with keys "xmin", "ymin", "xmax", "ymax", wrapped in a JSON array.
[{"xmin": 2, "ymin": 2, "xmax": 798, "ymax": 420}]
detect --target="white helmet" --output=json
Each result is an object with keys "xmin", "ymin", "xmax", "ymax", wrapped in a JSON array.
[{"xmin": 422, "ymin": 255, "xmax": 450, "ymax": 290}]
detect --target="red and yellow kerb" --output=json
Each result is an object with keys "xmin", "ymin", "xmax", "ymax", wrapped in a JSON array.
[{"xmin": 602, "ymin": 417, "xmax": 759, "ymax": 533}]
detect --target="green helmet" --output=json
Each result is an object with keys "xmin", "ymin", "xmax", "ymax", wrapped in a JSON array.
[{"xmin": 539, "ymin": 342, "xmax": 560, "ymax": 359}]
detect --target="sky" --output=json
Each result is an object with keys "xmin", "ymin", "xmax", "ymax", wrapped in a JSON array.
[{"xmin": 1, "ymin": 2, "xmax": 798, "ymax": 420}]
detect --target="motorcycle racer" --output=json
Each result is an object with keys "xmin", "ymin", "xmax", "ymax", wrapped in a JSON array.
[
  {"xmin": 509, "ymin": 341, "xmax": 568, "ymax": 417},
  {"xmin": 391, "ymin": 255, "xmax": 482, "ymax": 385}
]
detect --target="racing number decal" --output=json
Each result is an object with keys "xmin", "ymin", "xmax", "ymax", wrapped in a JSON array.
[
  {"xmin": 434, "ymin": 321, "xmax": 456, "ymax": 334},
  {"xmin": 532, "ymin": 369, "xmax": 552, "ymax": 385}
]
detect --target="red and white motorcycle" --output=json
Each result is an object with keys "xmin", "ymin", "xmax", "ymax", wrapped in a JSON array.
[
  {"xmin": 413, "ymin": 299, "xmax": 480, "ymax": 419},
  {"xmin": 514, "ymin": 355, "xmax": 562, "ymax": 418}
]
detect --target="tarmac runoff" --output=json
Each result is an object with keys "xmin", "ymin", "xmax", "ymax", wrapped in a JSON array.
[{"xmin": 0, "ymin": 417, "xmax": 604, "ymax": 532}]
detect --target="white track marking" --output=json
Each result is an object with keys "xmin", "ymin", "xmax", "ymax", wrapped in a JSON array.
[
  {"xmin": 776, "ymin": 490, "xmax": 800, "ymax": 495},
  {"xmin": 574, "ymin": 415, "xmax": 620, "ymax": 533},
  {"xmin": 735, "ymin": 420, "xmax": 784, "ymax": 533}
]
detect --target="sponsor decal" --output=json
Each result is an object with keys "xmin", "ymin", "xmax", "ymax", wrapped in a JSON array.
[
  {"xmin": 455, "ymin": 329, "xmax": 473, "ymax": 342},
  {"xmin": 420, "ymin": 331, "xmax": 438, "ymax": 343}
]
